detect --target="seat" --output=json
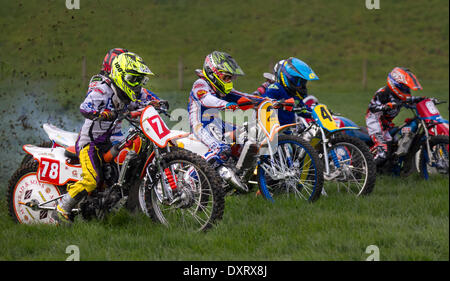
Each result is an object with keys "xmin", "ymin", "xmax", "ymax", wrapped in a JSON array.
[{"xmin": 64, "ymin": 146, "xmax": 78, "ymax": 159}]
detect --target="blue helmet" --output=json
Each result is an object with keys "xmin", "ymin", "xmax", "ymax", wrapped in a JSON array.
[{"xmin": 276, "ymin": 57, "xmax": 319, "ymax": 98}]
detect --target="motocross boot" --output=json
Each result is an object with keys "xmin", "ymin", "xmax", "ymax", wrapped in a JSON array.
[
  {"xmin": 373, "ymin": 145, "xmax": 388, "ymax": 166},
  {"xmin": 52, "ymin": 191, "xmax": 86, "ymax": 225}
]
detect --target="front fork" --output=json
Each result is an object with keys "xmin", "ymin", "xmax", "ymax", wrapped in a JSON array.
[
  {"xmin": 420, "ymin": 120, "xmax": 435, "ymax": 166},
  {"xmin": 318, "ymin": 127, "xmax": 340, "ymax": 176},
  {"xmin": 153, "ymin": 147, "xmax": 178, "ymax": 202}
]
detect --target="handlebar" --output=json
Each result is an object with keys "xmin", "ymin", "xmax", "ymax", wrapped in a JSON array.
[{"xmin": 225, "ymin": 97, "xmax": 295, "ymax": 111}]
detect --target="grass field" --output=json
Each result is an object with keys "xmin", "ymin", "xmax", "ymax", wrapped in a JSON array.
[
  {"xmin": 0, "ymin": 174, "xmax": 448, "ymax": 261},
  {"xmin": 0, "ymin": 0, "xmax": 448, "ymax": 262}
]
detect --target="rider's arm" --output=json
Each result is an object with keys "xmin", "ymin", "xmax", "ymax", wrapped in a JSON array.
[
  {"xmin": 140, "ymin": 88, "xmax": 161, "ymax": 101},
  {"xmin": 79, "ymin": 87, "xmax": 109, "ymax": 120},
  {"xmin": 192, "ymin": 80, "xmax": 229, "ymax": 109},
  {"xmin": 368, "ymin": 89, "xmax": 392, "ymax": 113}
]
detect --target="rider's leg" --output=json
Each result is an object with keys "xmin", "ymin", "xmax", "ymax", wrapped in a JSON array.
[
  {"xmin": 366, "ymin": 112, "xmax": 392, "ymax": 162},
  {"xmin": 193, "ymin": 124, "xmax": 231, "ymax": 168},
  {"xmin": 53, "ymin": 144, "xmax": 102, "ymax": 224}
]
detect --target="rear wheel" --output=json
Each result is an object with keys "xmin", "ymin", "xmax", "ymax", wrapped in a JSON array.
[
  {"xmin": 326, "ymin": 135, "xmax": 377, "ymax": 196},
  {"xmin": 7, "ymin": 161, "xmax": 62, "ymax": 224},
  {"xmin": 138, "ymin": 149, "xmax": 225, "ymax": 232},
  {"xmin": 257, "ymin": 135, "xmax": 324, "ymax": 202}
]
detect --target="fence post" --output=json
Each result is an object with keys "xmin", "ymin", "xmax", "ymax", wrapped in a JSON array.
[
  {"xmin": 178, "ymin": 56, "xmax": 184, "ymax": 90},
  {"xmin": 362, "ymin": 58, "xmax": 367, "ymax": 90},
  {"xmin": 82, "ymin": 56, "xmax": 87, "ymax": 86}
]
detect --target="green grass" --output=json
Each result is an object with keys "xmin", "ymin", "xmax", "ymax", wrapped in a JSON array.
[
  {"xmin": 0, "ymin": 0, "xmax": 448, "ymax": 262},
  {"xmin": 0, "ymin": 0, "xmax": 448, "ymax": 107},
  {"xmin": 1, "ymin": 174, "xmax": 448, "ymax": 261}
]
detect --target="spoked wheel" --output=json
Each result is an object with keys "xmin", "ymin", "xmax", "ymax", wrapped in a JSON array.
[
  {"xmin": 419, "ymin": 135, "xmax": 449, "ymax": 179},
  {"xmin": 7, "ymin": 161, "xmax": 63, "ymax": 224},
  {"xmin": 326, "ymin": 135, "xmax": 376, "ymax": 196},
  {"xmin": 139, "ymin": 149, "xmax": 225, "ymax": 232},
  {"xmin": 257, "ymin": 135, "xmax": 324, "ymax": 202}
]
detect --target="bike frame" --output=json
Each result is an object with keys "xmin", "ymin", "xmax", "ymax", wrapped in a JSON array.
[{"xmin": 299, "ymin": 103, "xmax": 359, "ymax": 176}]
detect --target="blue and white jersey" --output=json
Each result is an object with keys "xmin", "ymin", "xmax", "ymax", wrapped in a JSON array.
[{"xmin": 188, "ymin": 78, "xmax": 257, "ymax": 136}]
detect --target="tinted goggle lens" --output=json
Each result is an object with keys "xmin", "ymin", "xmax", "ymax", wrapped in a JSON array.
[
  {"xmin": 219, "ymin": 72, "xmax": 233, "ymax": 83},
  {"xmin": 294, "ymin": 77, "xmax": 307, "ymax": 88},
  {"xmin": 397, "ymin": 83, "xmax": 410, "ymax": 94},
  {"xmin": 125, "ymin": 74, "xmax": 149, "ymax": 86}
]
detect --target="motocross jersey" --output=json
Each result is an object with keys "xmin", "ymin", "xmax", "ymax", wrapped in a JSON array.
[
  {"xmin": 77, "ymin": 74, "xmax": 160, "ymax": 152},
  {"xmin": 366, "ymin": 86, "xmax": 403, "ymax": 124},
  {"xmin": 188, "ymin": 77, "xmax": 260, "ymax": 163},
  {"xmin": 262, "ymin": 82, "xmax": 310, "ymax": 125}
]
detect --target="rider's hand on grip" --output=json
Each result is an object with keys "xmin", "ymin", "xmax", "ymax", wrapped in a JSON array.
[
  {"xmin": 385, "ymin": 102, "xmax": 398, "ymax": 110},
  {"xmin": 225, "ymin": 102, "xmax": 238, "ymax": 111},
  {"xmin": 97, "ymin": 110, "xmax": 117, "ymax": 121},
  {"xmin": 159, "ymin": 100, "xmax": 170, "ymax": 110}
]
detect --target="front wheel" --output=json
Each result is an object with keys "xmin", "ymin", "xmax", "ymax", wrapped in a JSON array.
[
  {"xmin": 326, "ymin": 134, "xmax": 377, "ymax": 196},
  {"xmin": 138, "ymin": 149, "xmax": 225, "ymax": 232},
  {"xmin": 418, "ymin": 135, "xmax": 449, "ymax": 179},
  {"xmin": 257, "ymin": 135, "xmax": 324, "ymax": 202}
]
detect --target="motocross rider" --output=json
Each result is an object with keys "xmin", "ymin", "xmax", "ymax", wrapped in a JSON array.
[
  {"xmin": 365, "ymin": 67, "xmax": 424, "ymax": 163},
  {"xmin": 94, "ymin": 48, "xmax": 163, "ymax": 104},
  {"xmin": 53, "ymin": 51, "xmax": 162, "ymax": 224},
  {"xmin": 261, "ymin": 57, "xmax": 319, "ymax": 126},
  {"xmin": 188, "ymin": 51, "xmax": 262, "ymax": 168}
]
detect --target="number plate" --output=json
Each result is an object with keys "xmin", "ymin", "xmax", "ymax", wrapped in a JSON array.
[
  {"xmin": 313, "ymin": 104, "xmax": 339, "ymax": 131},
  {"xmin": 38, "ymin": 157, "xmax": 60, "ymax": 184}
]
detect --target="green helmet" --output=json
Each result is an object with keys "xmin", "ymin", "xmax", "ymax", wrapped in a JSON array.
[
  {"xmin": 202, "ymin": 51, "xmax": 245, "ymax": 95},
  {"xmin": 110, "ymin": 52, "xmax": 154, "ymax": 102}
]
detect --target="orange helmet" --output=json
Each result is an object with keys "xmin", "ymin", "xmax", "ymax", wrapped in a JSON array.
[{"xmin": 387, "ymin": 67, "xmax": 422, "ymax": 100}]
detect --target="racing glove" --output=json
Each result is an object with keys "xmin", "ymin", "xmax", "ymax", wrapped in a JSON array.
[
  {"xmin": 98, "ymin": 110, "xmax": 117, "ymax": 121},
  {"xmin": 384, "ymin": 102, "xmax": 398, "ymax": 111},
  {"xmin": 225, "ymin": 102, "xmax": 238, "ymax": 111}
]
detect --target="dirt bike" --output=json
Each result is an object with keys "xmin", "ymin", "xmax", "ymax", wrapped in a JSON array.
[
  {"xmin": 7, "ymin": 105, "xmax": 225, "ymax": 231},
  {"xmin": 294, "ymin": 103, "xmax": 377, "ymax": 196},
  {"xmin": 412, "ymin": 98, "xmax": 449, "ymax": 174},
  {"xmin": 175, "ymin": 97, "xmax": 324, "ymax": 202},
  {"xmin": 338, "ymin": 97, "xmax": 449, "ymax": 178}
]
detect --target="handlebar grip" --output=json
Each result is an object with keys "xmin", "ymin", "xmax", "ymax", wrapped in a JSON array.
[{"xmin": 130, "ymin": 111, "xmax": 142, "ymax": 118}]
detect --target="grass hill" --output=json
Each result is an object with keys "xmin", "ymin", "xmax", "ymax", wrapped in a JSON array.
[{"xmin": 0, "ymin": 0, "xmax": 448, "ymax": 113}]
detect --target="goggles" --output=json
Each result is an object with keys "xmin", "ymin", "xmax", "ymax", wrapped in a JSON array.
[
  {"xmin": 218, "ymin": 72, "xmax": 234, "ymax": 83},
  {"xmin": 292, "ymin": 76, "xmax": 308, "ymax": 88},
  {"xmin": 396, "ymin": 82, "xmax": 411, "ymax": 95},
  {"xmin": 125, "ymin": 73, "xmax": 149, "ymax": 87}
]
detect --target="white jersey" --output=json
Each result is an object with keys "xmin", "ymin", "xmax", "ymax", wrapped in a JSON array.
[{"xmin": 77, "ymin": 74, "xmax": 158, "ymax": 152}]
